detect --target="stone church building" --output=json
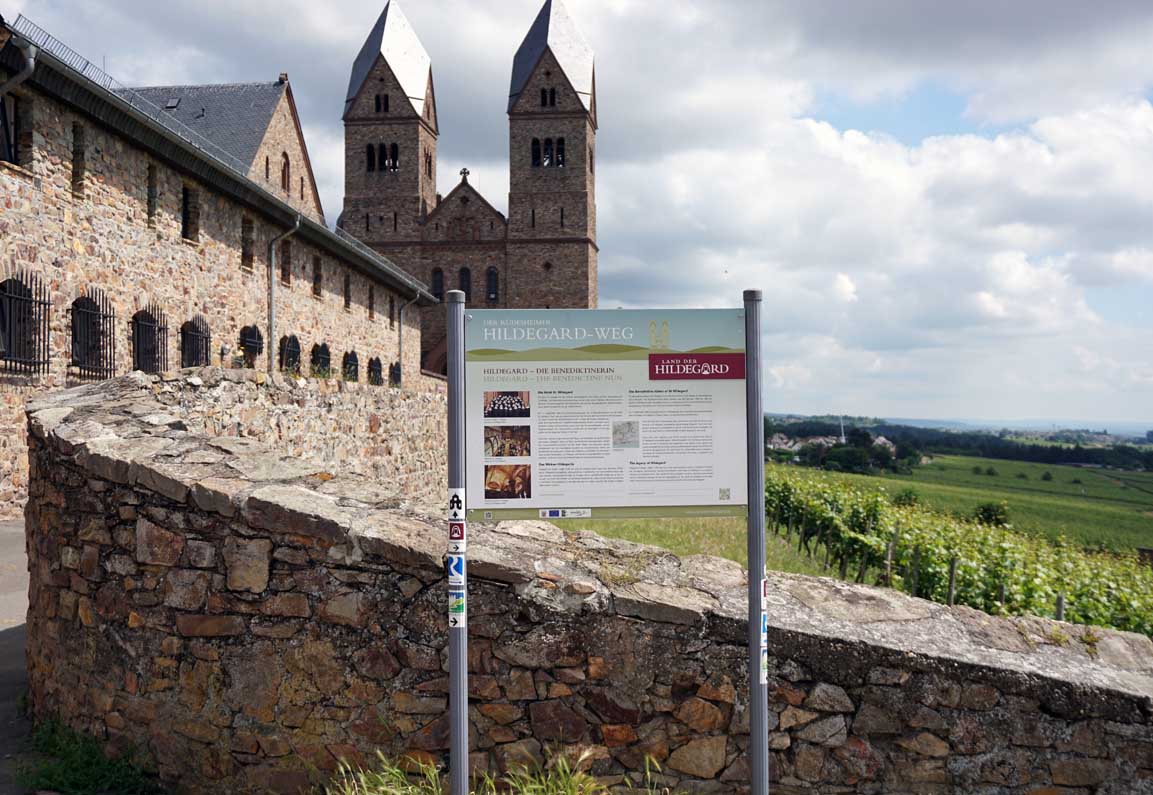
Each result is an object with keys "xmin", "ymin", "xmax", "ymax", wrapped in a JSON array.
[{"xmin": 339, "ymin": 0, "xmax": 599, "ymax": 371}]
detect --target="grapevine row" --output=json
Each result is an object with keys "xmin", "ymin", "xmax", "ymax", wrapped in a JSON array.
[{"xmin": 765, "ymin": 468, "xmax": 1153, "ymax": 637}]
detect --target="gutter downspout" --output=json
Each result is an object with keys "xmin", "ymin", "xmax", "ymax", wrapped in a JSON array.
[
  {"xmin": 0, "ymin": 40, "xmax": 37, "ymax": 98},
  {"xmin": 397, "ymin": 292, "xmax": 420, "ymax": 389},
  {"xmin": 267, "ymin": 215, "xmax": 301, "ymax": 375}
]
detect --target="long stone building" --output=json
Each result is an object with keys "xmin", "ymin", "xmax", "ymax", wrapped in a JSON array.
[
  {"xmin": 339, "ymin": 0, "xmax": 599, "ymax": 371},
  {"xmin": 0, "ymin": 14, "xmax": 440, "ymax": 519}
]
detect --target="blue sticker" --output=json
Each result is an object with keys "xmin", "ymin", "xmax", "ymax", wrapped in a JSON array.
[{"xmin": 447, "ymin": 554, "xmax": 466, "ymax": 583}]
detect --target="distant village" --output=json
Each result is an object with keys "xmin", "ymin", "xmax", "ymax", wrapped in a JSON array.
[{"xmin": 767, "ymin": 433, "xmax": 897, "ymax": 455}]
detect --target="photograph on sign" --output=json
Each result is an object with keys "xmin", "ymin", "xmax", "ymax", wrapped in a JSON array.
[{"xmin": 465, "ymin": 309, "xmax": 749, "ymax": 519}]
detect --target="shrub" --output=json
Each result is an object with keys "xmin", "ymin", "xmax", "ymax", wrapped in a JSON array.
[
  {"xmin": 891, "ymin": 488, "xmax": 920, "ymax": 507},
  {"xmin": 973, "ymin": 501, "xmax": 1010, "ymax": 527},
  {"xmin": 972, "ymin": 465, "xmax": 983, "ymax": 475},
  {"xmin": 1042, "ymin": 471, "xmax": 1054, "ymax": 482},
  {"xmin": 1016, "ymin": 472, "xmax": 1028, "ymax": 480},
  {"xmin": 985, "ymin": 466, "xmax": 998, "ymax": 476}
]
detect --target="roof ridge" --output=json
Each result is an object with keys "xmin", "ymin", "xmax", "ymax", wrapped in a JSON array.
[{"xmin": 129, "ymin": 81, "xmax": 285, "ymax": 91}]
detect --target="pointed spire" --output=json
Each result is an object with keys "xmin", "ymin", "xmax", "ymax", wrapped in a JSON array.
[
  {"xmin": 509, "ymin": 0, "xmax": 594, "ymax": 113},
  {"xmin": 346, "ymin": 0, "xmax": 432, "ymax": 117}
]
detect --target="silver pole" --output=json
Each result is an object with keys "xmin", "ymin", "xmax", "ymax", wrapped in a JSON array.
[
  {"xmin": 744, "ymin": 289, "xmax": 769, "ymax": 795},
  {"xmin": 445, "ymin": 289, "xmax": 468, "ymax": 795}
]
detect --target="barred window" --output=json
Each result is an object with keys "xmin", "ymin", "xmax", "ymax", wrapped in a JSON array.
[
  {"xmin": 0, "ymin": 273, "xmax": 50, "ymax": 377},
  {"xmin": 486, "ymin": 267, "xmax": 499, "ymax": 303},
  {"xmin": 342, "ymin": 351, "xmax": 359, "ymax": 382},
  {"xmin": 70, "ymin": 290, "xmax": 115, "ymax": 379},
  {"xmin": 179, "ymin": 316, "xmax": 211, "ymax": 368},
  {"xmin": 367, "ymin": 357, "xmax": 383, "ymax": 386},
  {"xmin": 278, "ymin": 334, "xmax": 302, "ymax": 375},
  {"xmin": 310, "ymin": 342, "xmax": 331, "ymax": 377},
  {"xmin": 238, "ymin": 325, "xmax": 263, "ymax": 369},
  {"xmin": 130, "ymin": 307, "xmax": 168, "ymax": 374}
]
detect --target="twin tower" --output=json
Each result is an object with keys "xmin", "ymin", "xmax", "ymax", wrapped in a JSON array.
[{"xmin": 339, "ymin": 0, "xmax": 598, "ymax": 370}]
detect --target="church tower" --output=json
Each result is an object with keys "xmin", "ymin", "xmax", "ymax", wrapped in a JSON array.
[
  {"xmin": 506, "ymin": 0, "xmax": 598, "ymax": 309},
  {"xmin": 339, "ymin": 0, "xmax": 438, "ymax": 247}
]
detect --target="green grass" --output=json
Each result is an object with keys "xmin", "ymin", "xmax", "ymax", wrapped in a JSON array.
[
  {"xmin": 18, "ymin": 721, "xmax": 164, "ymax": 795},
  {"xmin": 554, "ymin": 516, "xmax": 832, "ymax": 577},
  {"xmin": 822, "ymin": 455, "xmax": 1153, "ymax": 551}
]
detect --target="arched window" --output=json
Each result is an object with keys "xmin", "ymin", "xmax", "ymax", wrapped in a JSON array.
[
  {"xmin": 368, "ymin": 286, "xmax": 375, "ymax": 320},
  {"xmin": 280, "ymin": 152, "xmax": 290, "ymax": 192},
  {"xmin": 459, "ymin": 267, "xmax": 472, "ymax": 301},
  {"xmin": 389, "ymin": 361, "xmax": 401, "ymax": 387},
  {"xmin": 540, "ymin": 88, "xmax": 548, "ymax": 107},
  {"xmin": 279, "ymin": 239, "xmax": 292, "ymax": 285},
  {"xmin": 179, "ymin": 315, "xmax": 211, "ymax": 368},
  {"xmin": 531, "ymin": 138, "xmax": 541, "ymax": 168},
  {"xmin": 549, "ymin": 88, "xmax": 557, "ymax": 106},
  {"xmin": 312, "ymin": 256, "xmax": 323, "ymax": 297},
  {"xmin": 556, "ymin": 137, "xmax": 566, "ymax": 167},
  {"xmin": 390, "ymin": 143, "xmax": 399, "ymax": 171},
  {"xmin": 543, "ymin": 138, "xmax": 553, "ymax": 168},
  {"xmin": 367, "ymin": 357, "xmax": 384, "ymax": 386},
  {"xmin": 431, "ymin": 268, "xmax": 444, "ymax": 300},
  {"xmin": 278, "ymin": 334, "xmax": 301, "ymax": 375},
  {"xmin": 378, "ymin": 143, "xmax": 388, "ymax": 171},
  {"xmin": 366, "ymin": 144, "xmax": 376, "ymax": 173},
  {"xmin": 310, "ymin": 343, "xmax": 331, "ymax": 377},
  {"xmin": 374, "ymin": 94, "xmax": 382, "ymax": 113},
  {"xmin": 486, "ymin": 267, "xmax": 499, "ymax": 303},
  {"xmin": 300, "ymin": 177, "xmax": 304, "ymax": 201},
  {"xmin": 0, "ymin": 273, "xmax": 49, "ymax": 376},
  {"xmin": 70, "ymin": 289, "xmax": 115, "ymax": 379},
  {"xmin": 131, "ymin": 307, "xmax": 168, "ymax": 374},
  {"xmin": 265, "ymin": 156, "xmax": 270, "ymax": 180},
  {"xmin": 389, "ymin": 295, "xmax": 396, "ymax": 329},
  {"xmin": 343, "ymin": 273, "xmax": 352, "ymax": 309},
  {"xmin": 342, "ymin": 351, "xmax": 359, "ymax": 382},
  {"xmin": 238, "ymin": 325, "xmax": 263, "ymax": 369}
]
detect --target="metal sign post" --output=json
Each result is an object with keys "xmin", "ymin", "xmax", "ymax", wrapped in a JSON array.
[
  {"xmin": 446, "ymin": 290, "xmax": 469, "ymax": 795},
  {"xmin": 744, "ymin": 289, "xmax": 769, "ymax": 795}
]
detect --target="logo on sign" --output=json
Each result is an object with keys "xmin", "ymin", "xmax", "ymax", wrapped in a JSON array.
[
  {"xmin": 447, "ymin": 554, "xmax": 465, "ymax": 584},
  {"xmin": 648, "ymin": 352, "xmax": 745, "ymax": 380},
  {"xmin": 448, "ymin": 590, "xmax": 466, "ymax": 614},
  {"xmin": 448, "ymin": 490, "xmax": 465, "ymax": 520},
  {"xmin": 449, "ymin": 522, "xmax": 466, "ymax": 541}
]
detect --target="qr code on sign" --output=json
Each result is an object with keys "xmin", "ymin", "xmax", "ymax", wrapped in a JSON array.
[{"xmin": 719, "ymin": 488, "xmax": 731, "ymax": 501}]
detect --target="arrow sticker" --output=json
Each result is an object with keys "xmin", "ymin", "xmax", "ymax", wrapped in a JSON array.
[
  {"xmin": 447, "ymin": 554, "xmax": 466, "ymax": 585},
  {"xmin": 448, "ymin": 540, "xmax": 466, "ymax": 555},
  {"xmin": 448, "ymin": 489, "xmax": 465, "ymax": 521}
]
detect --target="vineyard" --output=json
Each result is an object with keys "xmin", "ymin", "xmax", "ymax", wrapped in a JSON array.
[{"xmin": 766, "ymin": 467, "xmax": 1153, "ymax": 637}]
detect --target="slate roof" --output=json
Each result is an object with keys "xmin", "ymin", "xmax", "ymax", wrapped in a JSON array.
[
  {"xmin": 509, "ymin": 0, "xmax": 594, "ymax": 113},
  {"xmin": 123, "ymin": 81, "xmax": 286, "ymax": 169},
  {"xmin": 346, "ymin": 0, "xmax": 431, "ymax": 117}
]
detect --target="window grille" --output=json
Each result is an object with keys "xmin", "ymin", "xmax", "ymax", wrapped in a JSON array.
[
  {"xmin": 0, "ymin": 271, "xmax": 51, "ymax": 377},
  {"xmin": 70, "ymin": 289, "xmax": 116, "ymax": 379},
  {"xmin": 431, "ymin": 269, "xmax": 444, "ymax": 300},
  {"xmin": 342, "ymin": 351, "xmax": 359, "ymax": 382},
  {"xmin": 486, "ymin": 267, "xmax": 499, "ymax": 303},
  {"xmin": 179, "ymin": 315, "xmax": 211, "ymax": 368},
  {"xmin": 389, "ymin": 361, "xmax": 401, "ymax": 387},
  {"xmin": 459, "ymin": 267, "xmax": 472, "ymax": 301},
  {"xmin": 310, "ymin": 343, "xmax": 331, "ymax": 377},
  {"xmin": 238, "ymin": 324, "xmax": 263, "ymax": 368},
  {"xmin": 130, "ymin": 306, "xmax": 168, "ymax": 374},
  {"xmin": 367, "ymin": 357, "xmax": 383, "ymax": 386},
  {"xmin": 278, "ymin": 334, "xmax": 301, "ymax": 375}
]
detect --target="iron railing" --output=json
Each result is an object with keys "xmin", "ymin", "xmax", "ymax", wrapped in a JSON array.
[
  {"xmin": 368, "ymin": 357, "xmax": 383, "ymax": 386},
  {"xmin": 180, "ymin": 316, "xmax": 211, "ymax": 368},
  {"xmin": 279, "ymin": 335, "xmax": 301, "ymax": 375},
  {"xmin": 70, "ymin": 288, "xmax": 116, "ymax": 379},
  {"xmin": 0, "ymin": 269, "xmax": 51, "ymax": 377},
  {"xmin": 310, "ymin": 343, "xmax": 331, "ymax": 377},
  {"xmin": 238, "ymin": 325, "xmax": 264, "ymax": 368},
  {"xmin": 130, "ymin": 305, "xmax": 168, "ymax": 374},
  {"xmin": 342, "ymin": 351, "xmax": 359, "ymax": 383}
]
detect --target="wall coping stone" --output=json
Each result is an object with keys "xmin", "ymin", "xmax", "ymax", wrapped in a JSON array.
[{"xmin": 26, "ymin": 370, "xmax": 1153, "ymax": 723}]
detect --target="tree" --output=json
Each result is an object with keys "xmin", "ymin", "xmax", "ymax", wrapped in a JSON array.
[
  {"xmin": 847, "ymin": 427, "xmax": 873, "ymax": 449},
  {"xmin": 1147, "ymin": 430, "xmax": 1153, "ymax": 443}
]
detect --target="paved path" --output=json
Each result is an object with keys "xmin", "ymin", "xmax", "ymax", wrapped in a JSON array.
[{"xmin": 0, "ymin": 519, "xmax": 28, "ymax": 793}]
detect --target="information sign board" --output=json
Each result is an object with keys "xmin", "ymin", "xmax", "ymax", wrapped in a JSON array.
[{"xmin": 464, "ymin": 309, "xmax": 749, "ymax": 519}]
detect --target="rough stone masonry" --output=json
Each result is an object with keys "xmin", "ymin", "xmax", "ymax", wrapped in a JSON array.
[{"xmin": 22, "ymin": 372, "xmax": 1153, "ymax": 794}]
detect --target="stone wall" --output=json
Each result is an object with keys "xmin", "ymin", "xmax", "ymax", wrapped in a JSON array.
[{"xmin": 23, "ymin": 376, "xmax": 1153, "ymax": 795}]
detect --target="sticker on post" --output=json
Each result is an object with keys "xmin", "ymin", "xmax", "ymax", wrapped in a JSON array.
[
  {"xmin": 448, "ymin": 540, "xmax": 466, "ymax": 554},
  {"xmin": 449, "ymin": 521, "xmax": 466, "ymax": 541},
  {"xmin": 448, "ymin": 489, "xmax": 465, "ymax": 521},
  {"xmin": 447, "ymin": 554, "xmax": 466, "ymax": 586},
  {"xmin": 448, "ymin": 590, "xmax": 466, "ymax": 628},
  {"xmin": 759, "ymin": 647, "xmax": 769, "ymax": 684}
]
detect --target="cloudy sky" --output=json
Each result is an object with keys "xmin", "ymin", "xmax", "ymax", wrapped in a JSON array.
[{"xmin": 8, "ymin": 0, "xmax": 1153, "ymax": 426}]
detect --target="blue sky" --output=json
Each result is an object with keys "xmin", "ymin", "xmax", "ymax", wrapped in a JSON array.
[{"xmin": 6, "ymin": 0, "xmax": 1153, "ymax": 427}]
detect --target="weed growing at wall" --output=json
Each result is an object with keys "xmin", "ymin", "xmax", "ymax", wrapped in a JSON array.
[{"xmin": 18, "ymin": 720, "xmax": 164, "ymax": 795}]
